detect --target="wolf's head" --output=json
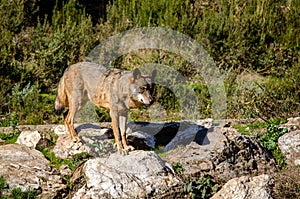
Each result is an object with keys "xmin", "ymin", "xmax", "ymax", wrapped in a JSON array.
[{"xmin": 130, "ymin": 68, "xmax": 156, "ymax": 105}]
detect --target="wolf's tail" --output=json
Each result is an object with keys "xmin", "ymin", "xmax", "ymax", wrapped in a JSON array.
[{"xmin": 54, "ymin": 79, "xmax": 67, "ymax": 115}]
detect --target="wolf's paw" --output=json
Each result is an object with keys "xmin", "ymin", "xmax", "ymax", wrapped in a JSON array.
[
  {"xmin": 118, "ymin": 145, "xmax": 135, "ymax": 155},
  {"xmin": 71, "ymin": 135, "xmax": 81, "ymax": 143},
  {"xmin": 124, "ymin": 145, "xmax": 135, "ymax": 151}
]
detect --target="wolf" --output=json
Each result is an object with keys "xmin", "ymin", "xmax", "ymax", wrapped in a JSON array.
[{"xmin": 54, "ymin": 62, "xmax": 156, "ymax": 154}]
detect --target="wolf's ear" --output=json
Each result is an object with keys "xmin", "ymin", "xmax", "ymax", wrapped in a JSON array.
[
  {"xmin": 132, "ymin": 68, "xmax": 141, "ymax": 81},
  {"xmin": 151, "ymin": 69, "xmax": 157, "ymax": 81}
]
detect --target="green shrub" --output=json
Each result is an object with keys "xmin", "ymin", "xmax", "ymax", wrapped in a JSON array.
[
  {"xmin": 258, "ymin": 124, "xmax": 287, "ymax": 168},
  {"xmin": 0, "ymin": 131, "xmax": 21, "ymax": 145},
  {"xmin": 11, "ymin": 188, "xmax": 37, "ymax": 199},
  {"xmin": 1, "ymin": 0, "xmax": 300, "ymax": 125},
  {"xmin": 0, "ymin": 176, "xmax": 9, "ymax": 191},
  {"xmin": 0, "ymin": 0, "xmax": 96, "ymax": 125},
  {"xmin": 184, "ymin": 175, "xmax": 220, "ymax": 199},
  {"xmin": 40, "ymin": 149, "xmax": 91, "ymax": 171}
]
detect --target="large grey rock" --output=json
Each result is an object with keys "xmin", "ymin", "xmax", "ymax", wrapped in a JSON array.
[
  {"xmin": 71, "ymin": 150, "xmax": 181, "ymax": 198},
  {"xmin": 211, "ymin": 174, "xmax": 274, "ymax": 199},
  {"xmin": 163, "ymin": 127, "xmax": 277, "ymax": 182},
  {"xmin": 16, "ymin": 130, "xmax": 41, "ymax": 148},
  {"xmin": 0, "ymin": 144, "xmax": 65, "ymax": 197},
  {"xmin": 278, "ymin": 130, "xmax": 300, "ymax": 166}
]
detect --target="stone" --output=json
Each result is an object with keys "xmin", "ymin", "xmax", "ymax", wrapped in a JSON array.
[
  {"xmin": 163, "ymin": 127, "xmax": 277, "ymax": 182},
  {"xmin": 0, "ymin": 144, "xmax": 65, "ymax": 197},
  {"xmin": 211, "ymin": 174, "xmax": 274, "ymax": 199},
  {"xmin": 278, "ymin": 130, "xmax": 300, "ymax": 166},
  {"xmin": 162, "ymin": 122, "xmax": 203, "ymax": 151},
  {"xmin": 127, "ymin": 121, "xmax": 206, "ymax": 151},
  {"xmin": 127, "ymin": 131, "xmax": 156, "ymax": 149},
  {"xmin": 280, "ymin": 117, "xmax": 300, "ymax": 132},
  {"xmin": 59, "ymin": 164, "xmax": 72, "ymax": 177},
  {"xmin": 71, "ymin": 150, "xmax": 182, "ymax": 198},
  {"xmin": 52, "ymin": 124, "xmax": 116, "ymax": 159},
  {"xmin": 195, "ymin": 118, "xmax": 214, "ymax": 128},
  {"xmin": 16, "ymin": 130, "xmax": 41, "ymax": 149}
]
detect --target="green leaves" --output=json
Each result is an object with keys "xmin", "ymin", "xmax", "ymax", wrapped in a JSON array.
[
  {"xmin": 258, "ymin": 124, "xmax": 288, "ymax": 169},
  {"xmin": 184, "ymin": 175, "xmax": 220, "ymax": 199}
]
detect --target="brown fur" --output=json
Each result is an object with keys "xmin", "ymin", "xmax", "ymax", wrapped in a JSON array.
[{"xmin": 54, "ymin": 62, "xmax": 156, "ymax": 154}]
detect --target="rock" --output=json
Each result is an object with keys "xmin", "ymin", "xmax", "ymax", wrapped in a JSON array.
[
  {"xmin": 54, "ymin": 125, "xmax": 66, "ymax": 135},
  {"xmin": 278, "ymin": 130, "xmax": 300, "ymax": 166},
  {"xmin": 71, "ymin": 150, "xmax": 182, "ymax": 198},
  {"xmin": 59, "ymin": 164, "xmax": 72, "ymax": 177},
  {"xmin": 127, "ymin": 131, "xmax": 156, "ymax": 149},
  {"xmin": 211, "ymin": 174, "xmax": 274, "ymax": 199},
  {"xmin": 127, "ymin": 121, "xmax": 206, "ymax": 151},
  {"xmin": 162, "ymin": 122, "xmax": 203, "ymax": 151},
  {"xmin": 195, "ymin": 118, "xmax": 214, "ymax": 128},
  {"xmin": 0, "ymin": 144, "xmax": 65, "ymax": 197},
  {"xmin": 163, "ymin": 127, "xmax": 277, "ymax": 182},
  {"xmin": 280, "ymin": 117, "xmax": 300, "ymax": 132},
  {"xmin": 53, "ymin": 124, "xmax": 116, "ymax": 159},
  {"xmin": 16, "ymin": 130, "xmax": 41, "ymax": 149}
]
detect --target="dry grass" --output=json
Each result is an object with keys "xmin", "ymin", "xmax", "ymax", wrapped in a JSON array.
[{"xmin": 272, "ymin": 166, "xmax": 300, "ymax": 199}]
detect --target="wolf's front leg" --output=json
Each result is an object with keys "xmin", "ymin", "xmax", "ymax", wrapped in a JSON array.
[
  {"xmin": 110, "ymin": 111, "xmax": 124, "ymax": 154},
  {"xmin": 119, "ymin": 115, "xmax": 134, "ymax": 152}
]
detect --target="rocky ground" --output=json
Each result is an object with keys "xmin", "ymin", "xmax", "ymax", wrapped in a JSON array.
[{"xmin": 0, "ymin": 118, "xmax": 299, "ymax": 198}]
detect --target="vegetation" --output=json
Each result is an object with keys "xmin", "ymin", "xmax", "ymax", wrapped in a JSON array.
[
  {"xmin": 0, "ymin": 0, "xmax": 299, "ymax": 125},
  {"xmin": 184, "ymin": 175, "xmax": 220, "ymax": 199},
  {"xmin": 172, "ymin": 162, "xmax": 220, "ymax": 198},
  {"xmin": 40, "ymin": 149, "xmax": 91, "ymax": 171},
  {"xmin": 258, "ymin": 124, "xmax": 288, "ymax": 168},
  {"xmin": 235, "ymin": 119, "xmax": 288, "ymax": 169},
  {"xmin": 0, "ymin": 176, "xmax": 37, "ymax": 199},
  {"xmin": 0, "ymin": 131, "xmax": 21, "ymax": 145}
]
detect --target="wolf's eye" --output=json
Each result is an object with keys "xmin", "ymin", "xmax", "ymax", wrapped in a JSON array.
[{"xmin": 139, "ymin": 86, "xmax": 146, "ymax": 93}]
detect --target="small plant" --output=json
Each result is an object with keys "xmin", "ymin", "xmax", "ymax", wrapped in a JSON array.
[
  {"xmin": 172, "ymin": 162, "xmax": 184, "ymax": 177},
  {"xmin": 0, "ymin": 113, "xmax": 19, "ymax": 129},
  {"xmin": 0, "ymin": 176, "xmax": 9, "ymax": 191},
  {"xmin": 184, "ymin": 175, "xmax": 220, "ymax": 199},
  {"xmin": 40, "ymin": 149, "xmax": 91, "ymax": 171},
  {"xmin": 258, "ymin": 124, "xmax": 288, "ymax": 168},
  {"xmin": 86, "ymin": 141, "xmax": 113, "ymax": 157},
  {"xmin": 11, "ymin": 187, "xmax": 37, "ymax": 199},
  {"xmin": 0, "ymin": 131, "xmax": 21, "ymax": 145}
]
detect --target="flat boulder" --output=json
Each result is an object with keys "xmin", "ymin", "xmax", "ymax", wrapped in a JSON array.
[{"xmin": 0, "ymin": 144, "xmax": 65, "ymax": 197}]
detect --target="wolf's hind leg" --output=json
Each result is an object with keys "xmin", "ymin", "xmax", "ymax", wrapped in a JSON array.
[
  {"xmin": 65, "ymin": 94, "xmax": 86, "ymax": 142},
  {"xmin": 65, "ymin": 107, "xmax": 80, "ymax": 142}
]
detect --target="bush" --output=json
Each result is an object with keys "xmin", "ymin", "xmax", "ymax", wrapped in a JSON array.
[
  {"xmin": 0, "ymin": 0, "xmax": 96, "ymax": 126},
  {"xmin": 1, "ymin": 0, "xmax": 300, "ymax": 125}
]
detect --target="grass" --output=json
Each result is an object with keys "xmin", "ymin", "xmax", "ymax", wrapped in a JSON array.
[
  {"xmin": 184, "ymin": 175, "xmax": 220, "ymax": 199},
  {"xmin": 258, "ymin": 124, "xmax": 288, "ymax": 169},
  {"xmin": 0, "ymin": 176, "xmax": 37, "ymax": 199},
  {"xmin": 0, "ymin": 131, "xmax": 21, "ymax": 145},
  {"xmin": 235, "ymin": 119, "xmax": 288, "ymax": 169},
  {"xmin": 39, "ymin": 149, "xmax": 91, "ymax": 172}
]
